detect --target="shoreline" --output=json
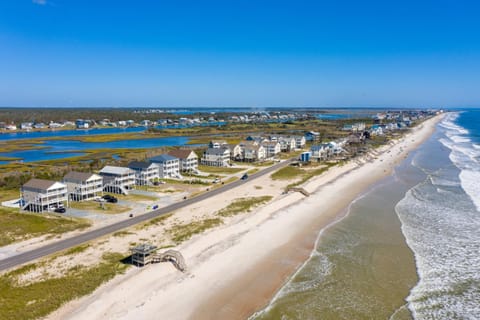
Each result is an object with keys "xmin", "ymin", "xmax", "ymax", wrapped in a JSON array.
[{"xmin": 48, "ymin": 115, "xmax": 444, "ymax": 320}]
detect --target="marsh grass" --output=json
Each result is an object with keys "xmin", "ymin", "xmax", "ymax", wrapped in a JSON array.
[
  {"xmin": 0, "ymin": 252, "xmax": 128, "ymax": 320},
  {"xmin": 217, "ymin": 196, "xmax": 273, "ymax": 217}
]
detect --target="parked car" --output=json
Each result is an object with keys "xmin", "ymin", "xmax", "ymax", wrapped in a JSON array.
[
  {"xmin": 241, "ymin": 173, "xmax": 249, "ymax": 180},
  {"xmin": 212, "ymin": 178, "xmax": 220, "ymax": 183},
  {"xmin": 102, "ymin": 195, "xmax": 118, "ymax": 203},
  {"xmin": 54, "ymin": 207, "xmax": 66, "ymax": 213}
]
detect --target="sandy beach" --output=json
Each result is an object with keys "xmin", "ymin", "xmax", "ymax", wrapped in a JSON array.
[{"xmin": 46, "ymin": 115, "xmax": 443, "ymax": 320}]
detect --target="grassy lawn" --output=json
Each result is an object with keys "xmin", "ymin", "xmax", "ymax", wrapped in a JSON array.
[
  {"xmin": 0, "ymin": 252, "xmax": 128, "ymax": 320},
  {"xmin": 0, "ymin": 207, "xmax": 91, "ymax": 247},
  {"xmin": 167, "ymin": 218, "xmax": 223, "ymax": 244},
  {"xmin": 217, "ymin": 196, "xmax": 273, "ymax": 217},
  {"xmin": 0, "ymin": 188, "xmax": 21, "ymax": 203},
  {"xmin": 106, "ymin": 193, "xmax": 159, "ymax": 202},
  {"xmin": 278, "ymin": 150, "xmax": 303, "ymax": 159},
  {"xmin": 249, "ymin": 160, "xmax": 274, "ymax": 167},
  {"xmin": 198, "ymin": 165, "xmax": 245, "ymax": 174},
  {"xmin": 162, "ymin": 178, "xmax": 210, "ymax": 185},
  {"xmin": 69, "ymin": 201, "xmax": 131, "ymax": 214}
]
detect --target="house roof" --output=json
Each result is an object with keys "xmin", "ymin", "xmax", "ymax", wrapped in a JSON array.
[
  {"xmin": 167, "ymin": 149, "xmax": 196, "ymax": 159},
  {"xmin": 150, "ymin": 154, "xmax": 178, "ymax": 163},
  {"xmin": 244, "ymin": 144, "xmax": 263, "ymax": 151},
  {"xmin": 99, "ymin": 166, "xmax": 134, "ymax": 175},
  {"xmin": 261, "ymin": 141, "xmax": 279, "ymax": 147},
  {"xmin": 128, "ymin": 161, "xmax": 157, "ymax": 169},
  {"xmin": 205, "ymin": 147, "xmax": 230, "ymax": 155},
  {"xmin": 63, "ymin": 171, "xmax": 100, "ymax": 182},
  {"xmin": 23, "ymin": 178, "xmax": 63, "ymax": 190},
  {"xmin": 210, "ymin": 140, "xmax": 227, "ymax": 145}
]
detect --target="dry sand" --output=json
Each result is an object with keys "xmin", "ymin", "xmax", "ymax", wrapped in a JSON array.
[{"xmin": 47, "ymin": 115, "xmax": 443, "ymax": 320}]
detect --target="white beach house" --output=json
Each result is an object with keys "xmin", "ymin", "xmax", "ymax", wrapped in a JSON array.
[
  {"xmin": 201, "ymin": 147, "xmax": 231, "ymax": 167},
  {"xmin": 167, "ymin": 149, "xmax": 199, "ymax": 173},
  {"xmin": 261, "ymin": 141, "xmax": 281, "ymax": 158},
  {"xmin": 21, "ymin": 178, "xmax": 68, "ymax": 212},
  {"xmin": 63, "ymin": 171, "xmax": 103, "ymax": 201},
  {"xmin": 150, "ymin": 154, "xmax": 181, "ymax": 178},
  {"xmin": 128, "ymin": 161, "xmax": 160, "ymax": 185},
  {"xmin": 99, "ymin": 166, "xmax": 136, "ymax": 194}
]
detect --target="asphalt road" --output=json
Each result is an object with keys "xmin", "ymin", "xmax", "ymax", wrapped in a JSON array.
[{"xmin": 0, "ymin": 159, "xmax": 292, "ymax": 272}]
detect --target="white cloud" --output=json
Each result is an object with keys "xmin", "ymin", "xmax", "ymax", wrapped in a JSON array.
[{"xmin": 32, "ymin": 0, "xmax": 48, "ymax": 5}]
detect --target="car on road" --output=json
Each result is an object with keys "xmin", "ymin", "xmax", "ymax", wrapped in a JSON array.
[
  {"xmin": 102, "ymin": 195, "xmax": 118, "ymax": 203},
  {"xmin": 241, "ymin": 173, "xmax": 249, "ymax": 180}
]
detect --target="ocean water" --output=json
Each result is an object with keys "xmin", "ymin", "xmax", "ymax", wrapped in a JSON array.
[
  {"xmin": 252, "ymin": 111, "xmax": 480, "ymax": 319},
  {"xmin": 398, "ymin": 110, "xmax": 480, "ymax": 319}
]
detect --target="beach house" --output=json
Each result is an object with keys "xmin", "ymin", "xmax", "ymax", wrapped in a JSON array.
[
  {"xmin": 128, "ymin": 161, "xmax": 160, "ymax": 185},
  {"xmin": 209, "ymin": 140, "xmax": 228, "ymax": 149},
  {"xmin": 99, "ymin": 166, "xmax": 136, "ymax": 194},
  {"xmin": 201, "ymin": 147, "xmax": 231, "ymax": 166},
  {"xmin": 243, "ymin": 144, "xmax": 266, "ymax": 162},
  {"xmin": 167, "ymin": 149, "xmax": 199, "ymax": 173},
  {"xmin": 305, "ymin": 131, "xmax": 320, "ymax": 142},
  {"xmin": 261, "ymin": 141, "xmax": 281, "ymax": 158},
  {"xmin": 63, "ymin": 171, "xmax": 103, "ymax": 201},
  {"xmin": 229, "ymin": 144, "xmax": 243, "ymax": 160},
  {"xmin": 150, "ymin": 154, "xmax": 181, "ymax": 178},
  {"xmin": 21, "ymin": 178, "xmax": 68, "ymax": 212},
  {"xmin": 278, "ymin": 136, "xmax": 296, "ymax": 152},
  {"xmin": 292, "ymin": 135, "xmax": 306, "ymax": 149},
  {"xmin": 310, "ymin": 144, "xmax": 333, "ymax": 161}
]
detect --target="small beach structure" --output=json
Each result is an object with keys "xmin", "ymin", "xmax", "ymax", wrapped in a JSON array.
[
  {"xmin": 130, "ymin": 243, "xmax": 187, "ymax": 272},
  {"xmin": 131, "ymin": 243, "xmax": 158, "ymax": 267},
  {"xmin": 21, "ymin": 178, "xmax": 68, "ymax": 212}
]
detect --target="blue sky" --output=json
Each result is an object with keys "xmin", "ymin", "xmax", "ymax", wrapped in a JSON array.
[{"xmin": 0, "ymin": 0, "xmax": 479, "ymax": 108}]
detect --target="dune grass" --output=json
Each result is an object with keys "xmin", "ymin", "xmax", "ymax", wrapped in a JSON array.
[
  {"xmin": 270, "ymin": 166, "xmax": 305, "ymax": 180},
  {"xmin": 168, "ymin": 218, "xmax": 223, "ymax": 244},
  {"xmin": 0, "ymin": 252, "xmax": 128, "ymax": 320},
  {"xmin": 217, "ymin": 196, "xmax": 273, "ymax": 217}
]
